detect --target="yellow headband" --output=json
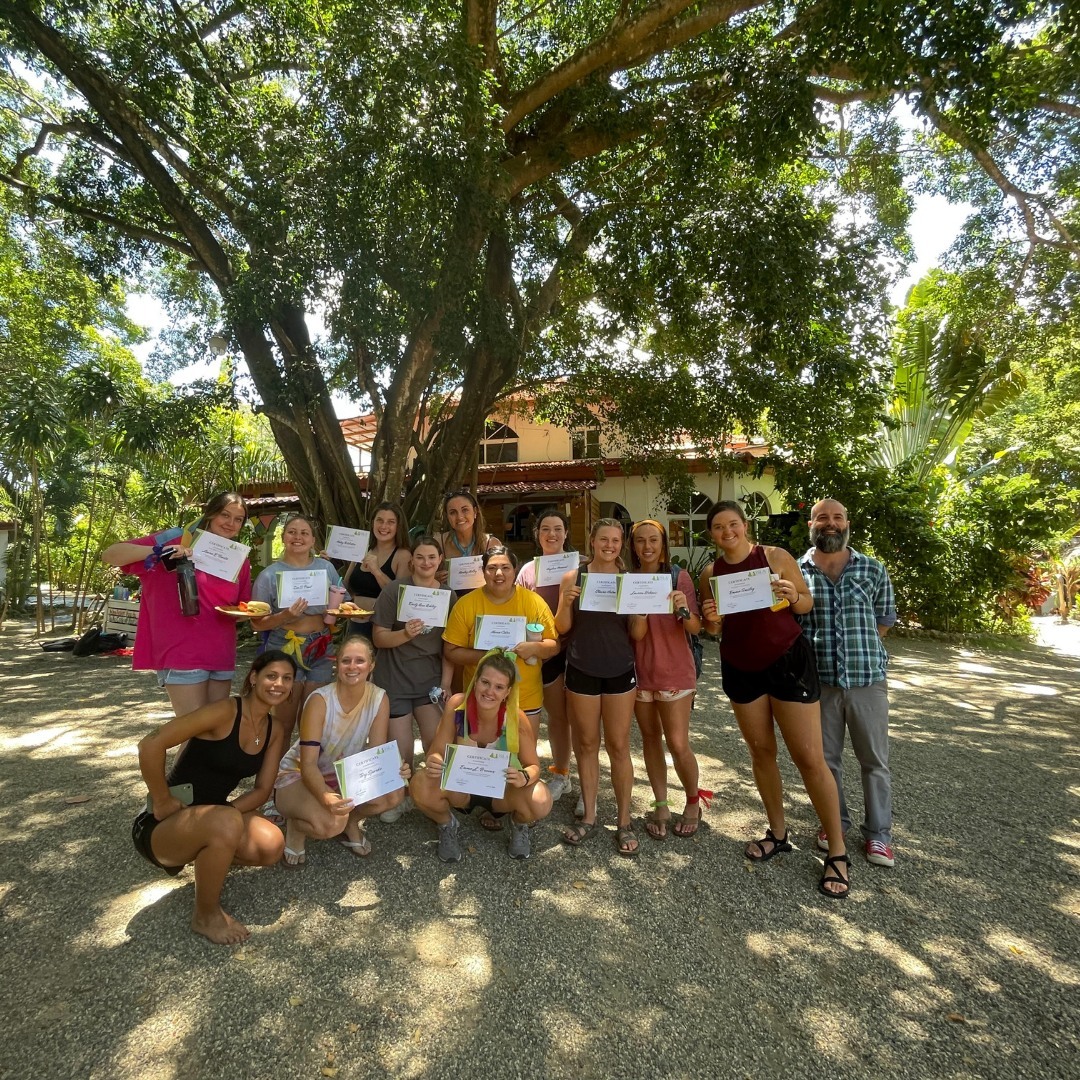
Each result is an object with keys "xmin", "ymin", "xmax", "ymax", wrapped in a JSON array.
[{"xmin": 631, "ymin": 518, "xmax": 665, "ymax": 535}]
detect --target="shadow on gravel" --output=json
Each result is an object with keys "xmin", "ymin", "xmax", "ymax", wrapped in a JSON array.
[{"xmin": 1, "ymin": 627, "xmax": 1077, "ymax": 1079}]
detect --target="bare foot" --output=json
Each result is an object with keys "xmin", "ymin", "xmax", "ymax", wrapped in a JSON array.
[{"xmin": 191, "ymin": 908, "xmax": 250, "ymax": 945}]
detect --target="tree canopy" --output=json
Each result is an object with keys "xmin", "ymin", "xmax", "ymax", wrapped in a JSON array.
[{"xmin": 1, "ymin": 1, "xmax": 1076, "ymax": 527}]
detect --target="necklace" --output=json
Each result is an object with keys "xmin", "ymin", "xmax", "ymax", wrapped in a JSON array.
[
  {"xmin": 450, "ymin": 533, "xmax": 476, "ymax": 556},
  {"xmin": 243, "ymin": 704, "xmax": 266, "ymax": 748}
]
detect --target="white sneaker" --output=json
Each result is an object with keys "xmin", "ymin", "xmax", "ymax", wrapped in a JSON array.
[
  {"xmin": 546, "ymin": 773, "xmax": 572, "ymax": 802},
  {"xmin": 380, "ymin": 794, "xmax": 413, "ymax": 823}
]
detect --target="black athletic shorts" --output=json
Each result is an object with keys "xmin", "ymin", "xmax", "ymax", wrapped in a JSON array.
[
  {"xmin": 541, "ymin": 650, "xmax": 567, "ymax": 687},
  {"xmin": 131, "ymin": 811, "xmax": 185, "ymax": 876},
  {"xmin": 454, "ymin": 794, "xmax": 497, "ymax": 815},
  {"xmin": 721, "ymin": 634, "xmax": 821, "ymax": 705},
  {"xmin": 564, "ymin": 664, "xmax": 637, "ymax": 697}
]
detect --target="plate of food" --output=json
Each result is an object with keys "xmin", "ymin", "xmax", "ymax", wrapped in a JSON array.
[
  {"xmin": 215, "ymin": 600, "xmax": 272, "ymax": 618},
  {"xmin": 327, "ymin": 602, "xmax": 374, "ymax": 617}
]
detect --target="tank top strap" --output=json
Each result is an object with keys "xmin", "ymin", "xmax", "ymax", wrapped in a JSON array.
[{"xmin": 228, "ymin": 695, "xmax": 243, "ymax": 747}]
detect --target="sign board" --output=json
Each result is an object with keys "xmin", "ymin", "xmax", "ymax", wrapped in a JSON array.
[{"xmin": 104, "ymin": 598, "xmax": 140, "ymax": 639}]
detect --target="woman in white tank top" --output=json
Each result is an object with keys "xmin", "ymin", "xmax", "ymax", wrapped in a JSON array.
[{"xmin": 274, "ymin": 636, "xmax": 410, "ymax": 865}]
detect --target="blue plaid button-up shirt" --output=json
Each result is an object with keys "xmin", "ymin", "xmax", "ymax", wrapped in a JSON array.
[{"xmin": 798, "ymin": 548, "xmax": 896, "ymax": 688}]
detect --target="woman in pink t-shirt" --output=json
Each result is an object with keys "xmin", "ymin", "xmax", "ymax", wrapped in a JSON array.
[
  {"xmin": 629, "ymin": 519, "xmax": 707, "ymax": 840},
  {"xmin": 102, "ymin": 491, "xmax": 252, "ymax": 717}
]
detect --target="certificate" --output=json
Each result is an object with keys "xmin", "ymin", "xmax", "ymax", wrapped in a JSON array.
[
  {"xmin": 333, "ymin": 743, "xmax": 405, "ymax": 805},
  {"xmin": 190, "ymin": 530, "xmax": 249, "ymax": 583},
  {"xmin": 711, "ymin": 567, "xmax": 775, "ymax": 615},
  {"xmin": 474, "ymin": 614, "xmax": 527, "ymax": 650},
  {"xmin": 579, "ymin": 573, "xmax": 618, "ymax": 613},
  {"xmin": 439, "ymin": 743, "xmax": 510, "ymax": 800},
  {"xmin": 448, "ymin": 555, "xmax": 485, "ymax": 590},
  {"xmin": 397, "ymin": 584, "xmax": 451, "ymax": 627},
  {"xmin": 534, "ymin": 551, "xmax": 579, "ymax": 587},
  {"xmin": 616, "ymin": 573, "xmax": 673, "ymax": 615},
  {"xmin": 277, "ymin": 568, "xmax": 328, "ymax": 607},
  {"xmin": 324, "ymin": 525, "xmax": 371, "ymax": 562}
]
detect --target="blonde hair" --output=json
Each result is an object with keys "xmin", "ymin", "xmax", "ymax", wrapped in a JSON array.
[{"xmin": 589, "ymin": 516, "xmax": 627, "ymax": 571}]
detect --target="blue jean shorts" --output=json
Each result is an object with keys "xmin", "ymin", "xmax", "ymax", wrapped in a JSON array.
[{"xmin": 157, "ymin": 668, "xmax": 235, "ymax": 687}]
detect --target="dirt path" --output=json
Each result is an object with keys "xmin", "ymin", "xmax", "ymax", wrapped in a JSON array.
[{"xmin": 0, "ymin": 622, "xmax": 1077, "ymax": 1079}]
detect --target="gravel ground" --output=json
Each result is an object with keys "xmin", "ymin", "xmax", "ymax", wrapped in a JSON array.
[{"xmin": 0, "ymin": 620, "xmax": 1077, "ymax": 1080}]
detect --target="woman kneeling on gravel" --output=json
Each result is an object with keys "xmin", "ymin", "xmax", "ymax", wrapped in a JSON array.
[
  {"xmin": 274, "ymin": 636, "xmax": 410, "ymax": 866},
  {"xmin": 411, "ymin": 649, "xmax": 551, "ymax": 862},
  {"xmin": 131, "ymin": 650, "xmax": 297, "ymax": 945}
]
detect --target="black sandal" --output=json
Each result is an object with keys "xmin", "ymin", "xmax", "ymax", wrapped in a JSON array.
[
  {"xmin": 745, "ymin": 828, "xmax": 791, "ymax": 862},
  {"xmin": 818, "ymin": 853, "xmax": 851, "ymax": 899}
]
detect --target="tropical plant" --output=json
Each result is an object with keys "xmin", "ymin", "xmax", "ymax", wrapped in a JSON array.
[{"xmin": 870, "ymin": 274, "xmax": 1026, "ymax": 483}]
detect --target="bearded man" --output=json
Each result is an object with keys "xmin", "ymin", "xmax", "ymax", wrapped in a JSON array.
[{"xmin": 797, "ymin": 499, "xmax": 897, "ymax": 867}]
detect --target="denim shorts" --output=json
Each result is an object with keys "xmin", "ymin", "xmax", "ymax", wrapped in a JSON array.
[{"xmin": 157, "ymin": 668, "xmax": 235, "ymax": 687}]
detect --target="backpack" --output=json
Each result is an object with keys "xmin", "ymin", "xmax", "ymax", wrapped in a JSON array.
[
  {"xmin": 670, "ymin": 566, "xmax": 704, "ymax": 678},
  {"xmin": 72, "ymin": 625, "xmax": 129, "ymax": 656}
]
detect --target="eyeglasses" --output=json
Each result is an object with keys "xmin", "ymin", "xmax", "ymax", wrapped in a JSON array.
[{"xmin": 485, "ymin": 565, "xmax": 512, "ymax": 574}]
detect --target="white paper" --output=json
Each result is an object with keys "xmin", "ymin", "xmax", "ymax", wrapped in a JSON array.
[
  {"xmin": 397, "ymin": 584, "xmax": 451, "ymax": 627},
  {"xmin": 333, "ymin": 743, "xmax": 405, "ymax": 805},
  {"xmin": 448, "ymin": 555, "xmax": 485, "ymax": 590},
  {"xmin": 579, "ymin": 572, "xmax": 619, "ymax": 613},
  {"xmin": 534, "ymin": 551, "xmax": 580, "ymax": 587},
  {"xmin": 324, "ymin": 525, "xmax": 371, "ymax": 562},
  {"xmin": 190, "ymin": 530, "xmax": 249, "ymax": 583},
  {"xmin": 711, "ymin": 566, "xmax": 775, "ymax": 615},
  {"xmin": 616, "ymin": 573, "xmax": 673, "ymax": 615},
  {"xmin": 439, "ymin": 742, "xmax": 510, "ymax": 800},
  {"xmin": 474, "ymin": 614, "xmax": 527, "ymax": 651},
  {"xmin": 277, "ymin": 568, "xmax": 328, "ymax": 607}
]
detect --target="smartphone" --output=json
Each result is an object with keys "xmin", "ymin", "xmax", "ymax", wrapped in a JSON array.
[{"xmin": 145, "ymin": 782, "xmax": 194, "ymax": 815}]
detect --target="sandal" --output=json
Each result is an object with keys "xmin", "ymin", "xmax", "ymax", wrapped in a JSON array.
[
  {"xmin": 674, "ymin": 788, "xmax": 712, "ymax": 838},
  {"xmin": 561, "ymin": 821, "xmax": 597, "ymax": 847},
  {"xmin": 337, "ymin": 824, "xmax": 372, "ymax": 857},
  {"xmin": 818, "ymin": 853, "xmax": 850, "ymax": 899},
  {"xmin": 616, "ymin": 825, "xmax": 640, "ymax": 858},
  {"xmin": 479, "ymin": 810, "xmax": 506, "ymax": 832},
  {"xmin": 644, "ymin": 800, "xmax": 670, "ymax": 841},
  {"xmin": 282, "ymin": 846, "xmax": 306, "ymax": 868},
  {"xmin": 744, "ymin": 827, "xmax": 791, "ymax": 862}
]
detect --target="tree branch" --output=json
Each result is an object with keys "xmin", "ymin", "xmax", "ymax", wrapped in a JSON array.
[
  {"xmin": 5, "ymin": 6, "xmax": 236, "ymax": 286},
  {"xmin": 1034, "ymin": 96, "xmax": 1080, "ymax": 120},
  {"xmin": 502, "ymin": 0, "xmax": 756, "ymax": 132},
  {"xmin": 922, "ymin": 95, "xmax": 1080, "ymax": 260},
  {"xmin": 0, "ymin": 171, "xmax": 196, "ymax": 256},
  {"xmin": 465, "ymin": 0, "xmax": 499, "ymax": 69}
]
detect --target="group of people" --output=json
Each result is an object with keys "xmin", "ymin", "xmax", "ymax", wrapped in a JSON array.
[{"xmin": 105, "ymin": 489, "xmax": 897, "ymax": 945}]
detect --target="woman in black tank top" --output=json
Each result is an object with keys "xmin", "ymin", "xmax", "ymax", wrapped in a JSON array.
[
  {"xmin": 344, "ymin": 502, "xmax": 412, "ymax": 636},
  {"xmin": 555, "ymin": 518, "xmax": 647, "ymax": 855},
  {"xmin": 130, "ymin": 651, "xmax": 296, "ymax": 944}
]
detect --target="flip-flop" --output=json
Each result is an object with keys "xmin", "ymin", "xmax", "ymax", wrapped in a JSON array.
[
  {"xmin": 673, "ymin": 809, "xmax": 701, "ymax": 838},
  {"xmin": 282, "ymin": 846, "xmax": 306, "ymax": 867},
  {"xmin": 616, "ymin": 825, "xmax": 640, "ymax": 858},
  {"xmin": 337, "ymin": 830, "xmax": 372, "ymax": 857},
  {"xmin": 561, "ymin": 821, "xmax": 597, "ymax": 847},
  {"xmin": 639, "ymin": 803, "xmax": 665, "ymax": 842},
  {"xmin": 479, "ymin": 810, "xmax": 505, "ymax": 832}
]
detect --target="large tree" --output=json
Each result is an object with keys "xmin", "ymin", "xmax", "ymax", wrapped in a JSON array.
[{"xmin": 1, "ymin": 1, "xmax": 1075, "ymax": 527}]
